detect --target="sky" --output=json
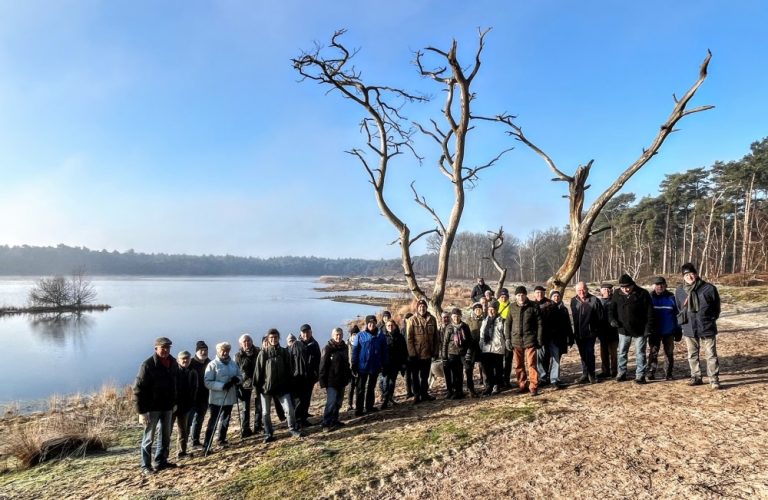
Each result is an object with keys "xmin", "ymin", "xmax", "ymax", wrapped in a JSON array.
[{"xmin": 1, "ymin": 0, "xmax": 766, "ymax": 259}]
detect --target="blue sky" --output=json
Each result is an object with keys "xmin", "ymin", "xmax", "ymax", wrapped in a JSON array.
[{"xmin": 1, "ymin": 0, "xmax": 766, "ymax": 259}]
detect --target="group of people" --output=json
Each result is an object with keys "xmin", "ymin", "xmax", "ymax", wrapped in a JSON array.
[{"xmin": 133, "ymin": 262, "xmax": 722, "ymax": 474}]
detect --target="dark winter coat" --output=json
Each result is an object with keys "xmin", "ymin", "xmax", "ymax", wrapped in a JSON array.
[
  {"xmin": 176, "ymin": 365, "xmax": 199, "ymax": 413},
  {"xmin": 597, "ymin": 297, "xmax": 619, "ymax": 342},
  {"xmin": 505, "ymin": 300, "xmax": 543, "ymax": 349},
  {"xmin": 406, "ymin": 313, "xmax": 439, "ymax": 360},
  {"xmin": 651, "ymin": 290, "xmax": 680, "ymax": 336},
  {"xmin": 383, "ymin": 327, "xmax": 408, "ymax": 375},
  {"xmin": 319, "ymin": 339, "xmax": 352, "ymax": 389},
  {"xmin": 536, "ymin": 298, "xmax": 557, "ymax": 345},
  {"xmin": 571, "ymin": 294, "xmax": 603, "ymax": 340},
  {"xmin": 235, "ymin": 347, "xmax": 259, "ymax": 390},
  {"xmin": 610, "ymin": 286, "xmax": 655, "ymax": 337},
  {"xmin": 254, "ymin": 345, "xmax": 293, "ymax": 396},
  {"xmin": 300, "ymin": 337, "xmax": 322, "ymax": 383},
  {"xmin": 675, "ymin": 279, "xmax": 721, "ymax": 338},
  {"xmin": 133, "ymin": 353, "xmax": 178, "ymax": 414},
  {"xmin": 471, "ymin": 283, "xmax": 492, "ymax": 303},
  {"xmin": 189, "ymin": 356, "xmax": 210, "ymax": 407},
  {"xmin": 352, "ymin": 329, "xmax": 389, "ymax": 374},
  {"xmin": 441, "ymin": 321, "xmax": 471, "ymax": 359},
  {"xmin": 551, "ymin": 302, "xmax": 575, "ymax": 354}
]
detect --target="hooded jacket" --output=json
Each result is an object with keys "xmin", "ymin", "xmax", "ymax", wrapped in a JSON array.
[
  {"xmin": 254, "ymin": 345, "xmax": 293, "ymax": 396},
  {"xmin": 204, "ymin": 355, "xmax": 241, "ymax": 406},
  {"xmin": 674, "ymin": 279, "xmax": 720, "ymax": 338},
  {"xmin": 352, "ymin": 328, "xmax": 389, "ymax": 374}
]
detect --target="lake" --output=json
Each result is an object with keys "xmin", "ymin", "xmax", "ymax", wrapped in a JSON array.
[{"xmin": 0, "ymin": 276, "xmax": 390, "ymax": 408}]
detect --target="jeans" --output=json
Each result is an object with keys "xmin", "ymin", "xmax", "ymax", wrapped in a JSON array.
[
  {"xmin": 323, "ymin": 386, "xmax": 345, "ymax": 427},
  {"xmin": 576, "ymin": 337, "xmax": 597, "ymax": 378},
  {"xmin": 172, "ymin": 408, "xmax": 191, "ymax": 454},
  {"xmin": 513, "ymin": 347, "xmax": 539, "ymax": 392},
  {"xmin": 502, "ymin": 348, "xmax": 514, "ymax": 386},
  {"xmin": 261, "ymin": 393, "xmax": 299, "ymax": 438},
  {"xmin": 204, "ymin": 404, "xmax": 233, "ymax": 448},
  {"xmin": 538, "ymin": 342, "xmax": 562, "ymax": 383},
  {"xmin": 618, "ymin": 334, "xmax": 648, "ymax": 380},
  {"xmin": 684, "ymin": 336, "xmax": 720, "ymax": 381},
  {"xmin": 378, "ymin": 370, "xmax": 398, "ymax": 403},
  {"xmin": 140, "ymin": 410, "xmax": 173, "ymax": 468},
  {"xmin": 599, "ymin": 337, "xmax": 619, "ymax": 377},
  {"xmin": 410, "ymin": 359, "xmax": 432, "ymax": 398},
  {"xmin": 648, "ymin": 335, "xmax": 675, "ymax": 378},
  {"xmin": 536, "ymin": 344, "xmax": 551, "ymax": 382},
  {"xmin": 188, "ymin": 402, "xmax": 208, "ymax": 445},
  {"xmin": 480, "ymin": 352, "xmax": 503, "ymax": 392},
  {"xmin": 443, "ymin": 356, "xmax": 464, "ymax": 396},
  {"xmin": 239, "ymin": 388, "xmax": 263, "ymax": 434},
  {"xmin": 356, "ymin": 371, "xmax": 380, "ymax": 411}
]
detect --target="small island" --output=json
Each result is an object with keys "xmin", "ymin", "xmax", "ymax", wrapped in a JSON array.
[{"xmin": 0, "ymin": 271, "xmax": 110, "ymax": 317}]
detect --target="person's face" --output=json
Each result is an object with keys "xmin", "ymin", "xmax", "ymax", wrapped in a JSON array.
[
  {"xmin": 366, "ymin": 321, "xmax": 377, "ymax": 332},
  {"xmin": 620, "ymin": 284, "xmax": 633, "ymax": 295},
  {"xmin": 499, "ymin": 294, "xmax": 508, "ymax": 303},
  {"xmin": 196, "ymin": 347, "xmax": 208, "ymax": 360},
  {"xmin": 683, "ymin": 272, "xmax": 696, "ymax": 285},
  {"xmin": 441, "ymin": 314, "xmax": 449, "ymax": 325},
  {"xmin": 287, "ymin": 338, "xmax": 295, "ymax": 346},
  {"xmin": 534, "ymin": 290, "xmax": 544, "ymax": 302},
  {"xmin": 332, "ymin": 330, "xmax": 343, "ymax": 342},
  {"xmin": 654, "ymin": 283, "xmax": 666, "ymax": 294},
  {"xmin": 268, "ymin": 333, "xmax": 279, "ymax": 347},
  {"xmin": 516, "ymin": 293, "xmax": 527, "ymax": 305},
  {"xmin": 155, "ymin": 344, "xmax": 170, "ymax": 358},
  {"xmin": 300, "ymin": 329, "xmax": 313, "ymax": 341},
  {"xmin": 218, "ymin": 347, "xmax": 231, "ymax": 360},
  {"xmin": 477, "ymin": 279, "xmax": 484, "ymax": 285},
  {"xmin": 600, "ymin": 287, "xmax": 612, "ymax": 299},
  {"xmin": 386, "ymin": 322, "xmax": 395, "ymax": 332},
  {"xmin": 240, "ymin": 336, "xmax": 253, "ymax": 350},
  {"xmin": 576, "ymin": 285, "xmax": 587, "ymax": 299},
  {"xmin": 417, "ymin": 303, "xmax": 427, "ymax": 315},
  {"xmin": 487, "ymin": 305, "xmax": 497, "ymax": 317},
  {"xmin": 551, "ymin": 293, "xmax": 561, "ymax": 304},
  {"xmin": 451, "ymin": 313, "xmax": 461, "ymax": 324},
  {"xmin": 473, "ymin": 306, "xmax": 484, "ymax": 317},
  {"xmin": 484, "ymin": 291, "xmax": 493, "ymax": 299},
  {"xmin": 179, "ymin": 356, "xmax": 191, "ymax": 368}
]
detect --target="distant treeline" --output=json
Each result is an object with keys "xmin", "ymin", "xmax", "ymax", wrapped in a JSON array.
[{"xmin": 0, "ymin": 245, "xmax": 410, "ymax": 276}]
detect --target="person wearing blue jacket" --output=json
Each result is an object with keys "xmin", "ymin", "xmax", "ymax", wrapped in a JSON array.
[
  {"xmin": 351, "ymin": 315, "xmax": 388, "ymax": 416},
  {"xmin": 650, "ymin": 276, "xmax": 680, "ymax": 381}
]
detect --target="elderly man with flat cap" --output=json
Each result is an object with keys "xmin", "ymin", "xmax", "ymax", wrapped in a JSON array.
[{"xmin": 133, "ymin": 336, "xmax": 179, "ymax": 475}]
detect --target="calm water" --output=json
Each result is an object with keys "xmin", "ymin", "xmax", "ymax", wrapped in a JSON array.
[{"xmin": 0, "ymin": 276, "xmax": 389, "ymax": 407}]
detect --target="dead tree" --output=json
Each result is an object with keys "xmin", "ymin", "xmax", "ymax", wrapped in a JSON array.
[
  {"xmin": 480, "ymin": 51, "xmax": 713, "ymax": 292},
  {"xmin": 486, "ymin": 227, "xmax": 507, "ymax": 294},
  {"xmin": 293, "ymin": 29, "xmax": 511, "ymax": 313}
]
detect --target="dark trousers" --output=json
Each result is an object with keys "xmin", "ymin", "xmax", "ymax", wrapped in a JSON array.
[
  {"xmin": 188, "ymin": 402, "xmax": 208, "ymax": 445},
  {"xmin": 599, "ymin": 336, "xmax": 619, "ymax": 377},
  {"xmin": 464, "ymin": 354, "xmax": 478, "ymax": 393},
  {"xmin": 648, "ymin": 334, "xmax": 674, "ymax": 377},
  {"xmin": 577, "ymin": 336, "xmax": 597, "ymax": 377},
  {"xmin": 356, "ymin": 371, "xmax": 380, "ymax": 412},
  {"xmin": 238, "ymin": 388, "xmax": 262, "ymax": 435},
  {"xmin": 293, "ymin": 379, "xmax": 316, "ymax": 422},
  {"xmin": 443, "ymin": 356, "xmax": 464, "ymax": 396},
  {"xmin": 481, "ymin": 352, "xmax": 504, "ymax": 392},
  {"xmin": 411, "ymin": 359, "xmax": 432, "ymax": 398},
  {"xmin": 204, "ymin": 404, "xmax": 233, "ymax": 448},
  {"xmin": 347, "ymin": 375, "xmax": 358, "ymax": 408},
  {"xmin": 502, "ymin": 348, "xmax": 513, "ymax": 386},
  {"xmin": 405, "ymin": 364, "xmax": 415, "ymax": 396},
  {"xmin": 378, "ymin": 369, "xmax": 399, "ymax": 403}
]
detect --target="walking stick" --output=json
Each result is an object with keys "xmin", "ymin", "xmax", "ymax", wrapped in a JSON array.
[
  {"xmin": 204, "ymin": 384, "xmax": 233, "ymax": 457},
  {"xmin": 234, "ymin": 387, "xmax": 243, "ymax": 440}
]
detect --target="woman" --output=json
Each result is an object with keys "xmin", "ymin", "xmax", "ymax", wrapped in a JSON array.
[
  {"xmin": 203, "ymin": 341, "xmax": 241, "ymax": 451},
  {"xmin": 319, "ymin": 327, "xmax": 352, "ymax": 431}
]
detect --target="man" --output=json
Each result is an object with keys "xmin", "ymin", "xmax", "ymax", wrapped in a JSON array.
[
  {"xmin": 547, "ymin": 290, "xmax": 574, "ymax": 389},
  {"xmin": 406, "ymin": 299, "xmax": 439, "ymax": 403},
  {"xmin": 597, "ymin": 283, "xmax": 619, "ymax": 379},
  {"xmin": 610, "ymin": 274, "xmax": 654, "ymax": 384},
  {"xmin": 188, "ymin": 340, "xmax": 210, "ymax": 448},
  {"xmin": 478, "ymin": 300, "xmax": 506, "ymax": 395},
  {"xmin": 506, "ymin": 286, "xmax": 543, "ymax": 396},
  {"xmin": 319, "ymin": 328, "xmax": 352, "ymax": 431},
  {"xmin": 351, "ymin": 315, "xmax": 389, "ymax": 415},
  {"xmin": 203, "ymin": 342, "xmax": 241, "ymax": 451},
  {"xmin": 294, "ymin": 324, "xmax": 321, "ymax": 427},
  {"xmin": 674, "ymin": 263, "xmax": 722, "ymax": 389},
  {"xmin": 440, "ymin": 308, "xmax": 471, "ymax": 399},
  {"xmin": 571, "ymin": 282, "xmax": 602, "ymax": 384},
  {"xmin": 497, "ymin": 288, "xmax": 513, "ymax": 388},
  {"xmin": 401, "ymin": 313, "xmax": 415, "ymax": 399},
  {"xmin": 235, "ymin": 333, "xmax": 261, "ymax": 438},
  {"xmin": 464, "ymin": 302, "xmax": 484, "ymax": 397},
  {"xmin": 173, "ymin": 350, "xmax": 198, "ymax": 459},
  {"xmin": 377, "ymin": 310, "xmax": 392, "ymax": 333},
  {"xmin": 532, "ymin": 285, "xmax": 552, "ymax": 386},
  {"xmin": 471, "ymin": 277, "xmax": 492, "ymax": 303},
  {"xmin": 133, "ymin": 337, "xmax": 178, "ymax": 474},
  {"xmin": 379, "ymin": 318, "xmax": 407, "ymax": 409},
  {"xmin": 254, "ymin": 329, "xmax": 302, "ymax": 443},
  {"xmin": 650, "ymin": 276, "xmax": 680, "ymax": 381}
]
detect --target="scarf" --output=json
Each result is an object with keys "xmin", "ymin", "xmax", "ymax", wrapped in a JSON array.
[
  {"xmin": 483, "ymin": 316, "xmax": 495, "ymax": 343},
  {"xmin": 683, "ymin": 278, "xmax": 701, "ymax": 313}
]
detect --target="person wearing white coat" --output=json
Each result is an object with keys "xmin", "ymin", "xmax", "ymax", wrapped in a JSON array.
[{"xmin": 203, "ymin": 342, "xmax": 242, "ymax": 449}]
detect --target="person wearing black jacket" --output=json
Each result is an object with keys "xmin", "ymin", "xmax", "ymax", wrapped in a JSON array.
[
  {"xmin": 597, "ymin": 284, "xmax": 619, "ymax": 379},
  {"xmin": 254, "ymin": 329, "xmax": 302, "ymax": 442},
  {"xmin": 133, "ymin": 336, "xmax": 179, "ymax": 474},
  {"xmin": 294, "ymin": 324, "xmax": 321, "ymax": 427},
  {"xmin": 543, "ymin": 290, "xmax": 574, "ymax": 389},
  {"xmin": 571, "ymin": 282, "xmax": 603, "ymax": 384},
  {"xmin": 172, "ymin": 351, "xmax": 198, "ymax": 459},
  {"xmin": 471, "ymin": 278, "xmax": 492, "ymax": 304},
  {"xmin": 441, "ymin": 308, "xmax": 471, "ymax": 399},
  {"xmin": 610, "ymin": 274, "xmax": 655, "ymax": 384},
  {"xmin": 188, "ymin": 341, "xmax": 211, "ymax": 448},
  {"xmin": 235, "ymin": 334, "xmax": 261, "ymax": 438},
  {"xmin": 319, "ymin": 328, "xmax": 352, "ymax": 431},
  {"xmin": 379, "ymin": 319, "xmax": 408, "ymax": 409}
]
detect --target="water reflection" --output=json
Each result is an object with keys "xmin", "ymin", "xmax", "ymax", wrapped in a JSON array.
[{"xmin": 28, "ymin": 312, "xmax": 94, "ymax": 346}]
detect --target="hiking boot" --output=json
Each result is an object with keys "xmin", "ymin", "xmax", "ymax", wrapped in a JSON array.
[
  {"xmin": 577, "ymin": 375, "xmax": 589, "ymax": 384},
  {"xmin": 155, "ymin": 462, "xmax": 177, "ymax": 471},
  {"xmin": 647, "ymin": 372, "xmax": 656, "ymax": 380},
  {"xmin": 191, "ymin": 440, "xmax": 202, "ymax": 448},
  {"xmin": 588, "ymin": 374, "xmax": 597, "ymax": 384},
  {"xmin": 615, "ymin": 374, "xmax": 628, "ymax": 382},
  {"xmin": 635, "ymin": 377, "xmax": 647, "ymax": 385},
  {"xmin": 539, "ymin": 380, "xmax": 551, "ymax": 387},
  {"xmin": 290, "ymin": 430, "xmax": 304, "ymax": 438},
  {"xmin": 688, "ymin": 377, "xmax": 704, "ymax": 386},
  {"xmin": 665, "ymin": 374, "xmax": 674, "ymax": 381},
  {"xmin": 380, "ymin": 401, "xmax": 389, "ymax": 409},
  {"xmin": 470, "ymin": 390, "xmax": 480, "ymax": 398},
  {"xmin": 241, "ymin": 429, "xmax": 253, "ymax": 438},
  {"xmin": 530, "ymin": 388, "xmax": 539, "ymax": 397},
  {"xmin": 516, "ymin": 386, "xmax": 527, "ymax": 394},
  {"xmin": 141, "ymin": 466, "xmax": 155, "ymax": 476},
  {"xmin": 711, "ymin": 380, "xmax": 722, "ymax": 390},
  {"xmin": 355, "ymin": 410, "xmax": 365, "ymax": 416},
  {"xmin": 555, "ymin": 381, "xmax": 567, "ymax": 390},
  {"xmin": 453, "ymin": 392, "xmax": 466, "ymax": 399},
  {"xmin": 596, "ymin": 372, "xmax": 610, "ymax": 379},
  {"xmin": 177, "ymin": 451, "xmax": 188, "ymax": 459},
  {"xmin": 413, "ymin": 396, "xmax": 422, "ymax": 404}
]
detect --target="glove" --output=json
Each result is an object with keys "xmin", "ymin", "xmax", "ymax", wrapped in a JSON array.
[
  {"xmin": 138, "ymin": 413, "xmax": 148, "ymax": 425},
  {"xmin": 230, "ymin": 376, "xmax": 240, "ymax": 385},
  {"xmin": 223, "ymin": 380, "xmax": 233, "ymax": 391},
  {"xmin": 351, "ymin": 365, "xmax": 359, "ymax": 377},
  {"xmin": 610, "ymin": 320, "xmax": 619, "ymax": 329}
]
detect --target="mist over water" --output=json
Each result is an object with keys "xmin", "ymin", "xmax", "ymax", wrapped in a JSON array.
[{"xmin": 0, "ymin": 276, "xmax": 386, "ymax": 406}]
